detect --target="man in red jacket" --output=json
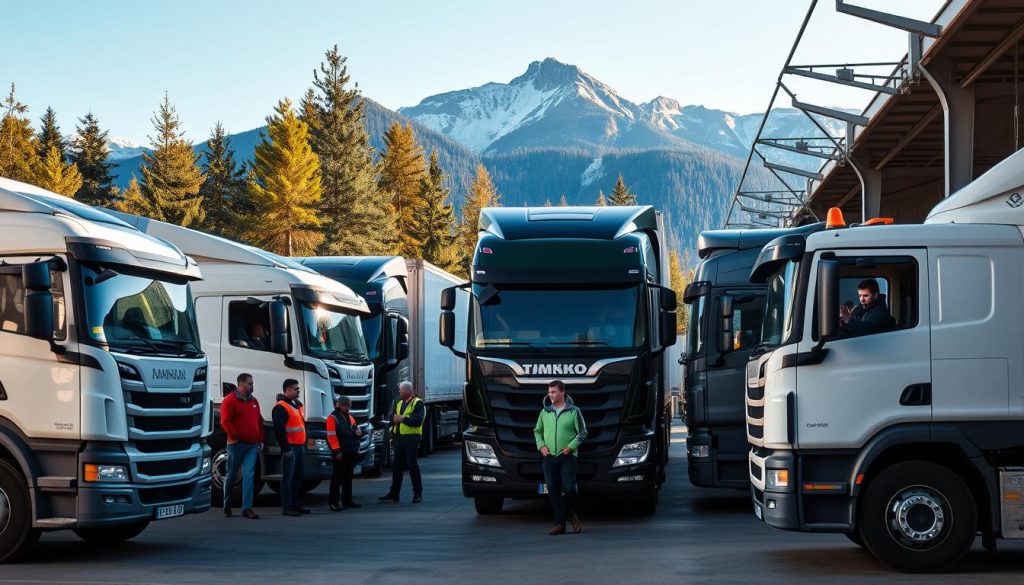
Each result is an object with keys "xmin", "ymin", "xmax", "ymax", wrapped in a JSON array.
[{"xmin": 221, "ymin": 373, "xmax": 264, "ymax": 519}]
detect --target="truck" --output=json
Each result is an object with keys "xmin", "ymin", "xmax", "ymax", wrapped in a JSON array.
[
  {"xmin": 298, "ymin": 256, "xmax": 468, "ymax": 471},
  {"xmin": 746, "ymin": 148, "xmax": 1024, "ymax": 572},
  {"xmin": 440, "ymin": 205, "xmax": 678, "ymax": 515},
  {"xmin": 681, "ymin": 224, "xmax": 821, "ymax": 489},
  {"xmin": 0, "ymin": 179, "xmax": 211, "ymax": 562},
  {"xmin": 108, "ymin": 213, "xmax": 374, "ymax": 504}
]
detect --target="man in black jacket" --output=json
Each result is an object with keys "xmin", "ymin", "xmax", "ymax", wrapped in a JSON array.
[
  {"xmin": 840, "ymin": 279, "xmax": 896, "ymax": 337},
  {"xmin": 380, "ymin": 381, "xmax": 426, "ymax": 504},
  {"xmin": 327, "ymin": 395, "xmax": 363, "ymax": 511},
  {"xmin": 272, "ymin": 379, "xmax": 310, "ymax": 516}
]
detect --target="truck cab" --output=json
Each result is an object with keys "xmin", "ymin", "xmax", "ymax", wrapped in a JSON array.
[
  {"xmin": 108, "ymin": 213, "xmax": 374, "ymax": 502},
  {"xmin": 746, "ymin": 148, "xmax": 1024, "ymax": 572},
  {"xmin": 0, "ymin": 179, "xmax": 210, "ymax": 562},
  {"xmin": 441, "ymin": 206, "xmax": 677, "ymax": 515},
  {"xmin": 682, "ymin": 224, "xmax": 821, "ymax": 489}
]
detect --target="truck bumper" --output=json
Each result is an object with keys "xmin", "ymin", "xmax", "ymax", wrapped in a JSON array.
[
  {"xmin": 462, "ymin": 431, "xmax": 658, "ymax": 499},
  {"xmin": 687, "ymin": 426, "xmax": 750, "ymax": 489},
  {"xmin": 76, "ymin": 476, "xmax": 212, "ymax": 528},
  {"xmin": 749, "ymin": 447, "xmax": 800, "ymax": 531},
  {"xmin": 750, "ymin": 447, "xmax": 858, "ymax": 533}
]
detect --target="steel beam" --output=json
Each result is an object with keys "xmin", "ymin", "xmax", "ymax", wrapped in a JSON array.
[
  {"xmin": 763, "ymin": 161, "xmax": 824, "ymax": 181},
  {"xmin": 960, "ymin": 18, "xmax": 1024, "ymax": 88},
  {"xmin": 757, "ymin": 138, "xmax": 841, "ymax": 160},
  {"xmin": 792, "ymin": 99, "xmax": 870, "ymax": 125},
  {"xmin": 918, "ymin": 62, "xmax": 975, "ymax": 196},
  {"xmin": 784, "ymin": 66, "xmax": 898, "ymax": 94},
  {"xmin": 835, "ymin": 1, "xmax": 942, "ymax": 37},
  {"xmin": 873, "ymin": 103, "xmax": 943, "ymax": 169}
]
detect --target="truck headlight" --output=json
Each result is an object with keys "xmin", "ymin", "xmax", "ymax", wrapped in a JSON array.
[
  {"xmin": 466, "ymin": 441, "xmax": 500, "ymax": 467},
  {"xmin": 307, "ymin": 439, "xmax": 330, "ymax": 453},
  {"xmin": 613, "ymin": 440, "xmax": 650, "ymax": 467},
  {"xmin": 372, "ymin": 428, "xmax": 386, "ymax": 443},
  {"xmin": 84, "ymin": 464, "xmax": 129, "ymax": 482},
  {"xmin": 201, "ymin": 457, "xmax": 211, "ymax": 474},
  {"xmin": 766, "ymin": 469, "xmax": 789, "ymax": 489}
]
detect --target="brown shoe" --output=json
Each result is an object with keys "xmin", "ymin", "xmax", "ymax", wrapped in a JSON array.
[
  {"xmin": 569, "ymin": 511, "xmax": 583, "ymax": 534},
  {"xmin": 242, "ymin": 509, "xmax": 259, "ymax": 520},
  {"xmin": 549, "ymin": 524, "xmax": 566, "ymax": 536}
]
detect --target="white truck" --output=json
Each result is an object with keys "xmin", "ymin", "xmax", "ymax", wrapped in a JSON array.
[
  {"xmin": 746, "ymin": 148, "xmax": 1024, "ymax": 572},
  {"xmin": 0, "ymin": 179, "xmax": 211, "ymax": 562},
  {"xmin": 107, "ymin": 213, "xmax": 375, "ymax": 503}
]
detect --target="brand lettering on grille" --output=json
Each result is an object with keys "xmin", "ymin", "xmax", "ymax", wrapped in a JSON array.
[
  {"xmin": 522, "ymin": 363, "xmax": 588, "ymax": 376},
  {"xmin": 152, "ymin": 368, "xmax": 187, "ymax": 381}
]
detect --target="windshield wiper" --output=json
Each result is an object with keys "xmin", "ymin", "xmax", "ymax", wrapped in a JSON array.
[
  {"xmin": 480, "ymin": 341, "xmax": 538, "ymax": 348},
  {"xmin": 549, "ymin": 341, "xmax": 612, "ymax": 347},
  {"xmin": 122, "ymin": 335, "xmax": 164, "ymax": 352},
  {"xmin": 121, "ymin": 336, "xmax": 200, "ymax": 356}
]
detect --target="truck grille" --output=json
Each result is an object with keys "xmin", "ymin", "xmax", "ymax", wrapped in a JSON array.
[
  {"xmin": 745, "ymin": 355, "xmax": 766, "ymax": 446},
  {"xmin": 480, "ymin": 358, "xmax": 633, "ymax": 457},
  {"xmin": 121, "ymin": 375, "xmax": 207, "ymax": 484},
  {"xmin": 331, "ymin": 382, "xmax": 372, "ymax": 423}
]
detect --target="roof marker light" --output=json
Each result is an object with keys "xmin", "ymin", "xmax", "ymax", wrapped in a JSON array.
[
  {"xmin": 623, "ymin": 246, "xmax": 637, "ymax": 254},
  {"xmin": 365, "ymin": 290, "xmax": 377, "ymax": 296},
  {"xmin": 863, "ymin": 217, "xmax": 893, "ymax": 226},
  {"xmin": 481, "ymin": 247, "xmax": 493, "ymax": 254},
  {"xmin": 826, "ymin": 207, "xmax": 846, "ymax": 229}
]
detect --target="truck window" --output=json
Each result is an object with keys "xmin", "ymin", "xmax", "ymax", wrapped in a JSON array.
[
  {"xmin": 815, "ymin": 255, "xmax": 917, "ymax": 340},
  {"xmin": 685, "ymin": 295, "xmax": 706, "ymax": 356},
  {"xmin": 0, "ymin": 270, "xmax": 66, "ymax": 339},
  {"xmin": 726, "ymin": 292, "xmax": 764, "ymax": 351},
  {"xmin": 228, "ymin": 301, "xmax": 273, "ymax": 352}
]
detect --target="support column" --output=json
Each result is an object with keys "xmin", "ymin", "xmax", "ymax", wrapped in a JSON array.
[
  {"xmin": 849, "ymin": 158, "xmax": 881, "ymax": 221},
  {"xmin": 919, "ymin": 62, "xmax": 976, "ymax": 196}
]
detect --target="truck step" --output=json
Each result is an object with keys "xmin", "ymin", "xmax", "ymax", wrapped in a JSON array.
[
  {"xmin": 37, "ymin": 476, "xmax": 77, "ymax": 490},
  {"xmin": 35, "ymin": 517, "xmax": 77, "ymax": 529}
]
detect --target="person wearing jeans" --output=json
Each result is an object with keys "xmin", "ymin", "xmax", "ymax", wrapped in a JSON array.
[
  {"xmin": 220, "ymin": 373, "xmax": 263, "ymax": 519},
  {"xmin": 273, "ymin": 379, "xmax": 308, "ymax": 516},
  {"xmin": 533, "ymin": 380, "xmax": 588, "ymax": 535}
]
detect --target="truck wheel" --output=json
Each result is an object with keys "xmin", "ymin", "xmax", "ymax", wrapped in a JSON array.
[
  {"xmin": 858, "ymin": 461, "xmax": 976, "ymax": 573},
  {"xmin": 419, "ymin": 410, "xmax": 435, "ymax": 457},
  {"xmin": 474, "ymin": 496, "xmax": 504, "ymax": 515},
  {"xmin": 300, "ymin": 480, "xmax": 321, "ymax": 494},
  {"xmin": 632, "ymin": 491, "xmax": 659, "ymax": 516},
  {"xmin": 74, "ymin": 520, "xmax": 149, "ymax": 545},
  {"xmin": 0, "ymin": 460, "xmax": 40, "ymax": 563}
]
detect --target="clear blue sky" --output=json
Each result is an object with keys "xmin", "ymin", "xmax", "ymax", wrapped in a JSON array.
[{"xmin": 2, "ymin": 0, "xmax": 942, "ymax": 145}]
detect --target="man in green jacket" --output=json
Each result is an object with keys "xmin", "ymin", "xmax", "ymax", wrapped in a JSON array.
[{"xmin": 533, "ymin": 380, "xmax": 588, "ymax": 535}]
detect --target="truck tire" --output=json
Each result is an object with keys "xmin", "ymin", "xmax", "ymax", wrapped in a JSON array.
[
  {"xmin": 0, "ymin": 460, "xmax": 40, "ymax": 563},
  {"xmin": 419, "ymin": 409, "xmax": 435, "ymax": 457},
  {"xmin": 474, "ymin": 496, "xmax": 504, "ymax": 515},
  {"xmin": 858, "ymin": 461, "xmax": 976, "ymax": 573},
  {"xmin": 73, "ymin": 520, "xmax": 149, "ymax": 545}
]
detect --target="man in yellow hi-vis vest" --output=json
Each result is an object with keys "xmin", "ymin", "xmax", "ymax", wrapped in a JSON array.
[{"xmin": 379, "ymin": 381, "xmax": 425, "ymax": 504}]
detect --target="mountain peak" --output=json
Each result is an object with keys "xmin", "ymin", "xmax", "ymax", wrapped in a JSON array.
[{"xmin": 519, "ymin": 57, "xmax": 581, "ymax": 89}]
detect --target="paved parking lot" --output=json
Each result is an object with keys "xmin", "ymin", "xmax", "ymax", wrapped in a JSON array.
[{"xmin": 3, "ymin": 427, "xmax": 1023, "ymax": 584}]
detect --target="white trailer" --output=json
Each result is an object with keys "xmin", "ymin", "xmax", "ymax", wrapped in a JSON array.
[
  {"xmin": 404, "ymin": 259, "xmax": 468, "ymax": 454},
  {"xmin": 0, "ymin": 179, "xmax": 211, "ymax": 562}
]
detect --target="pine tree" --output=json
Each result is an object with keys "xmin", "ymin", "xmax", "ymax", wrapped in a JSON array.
[
  {"xmin": 0, "ymin": 83, "xmax": 39, "ymax": 183},
  {"xmin": 199, "ymin": 122, "xmax": 247, "ymax": 237},
  {"xmin": 378, "ymin": 121, "xmax": 428, "ymax": 256},
  {"xmin": 113, "ymin": 177, "xmax": 154, "ymax": 216},
  {"xmin": 596, "ymin": 190, "xmax": 607, "ymax": 206},
  {"xmin": 457, "ymin": 164, "xmax": 501, "ymax": 275},
  {"xmin": 139, "ymin": 93, "xmax": 205, "ymax": 226},
  {"xmin": 70, "ymin": 113, "xmax": 117, "ymax": 206},
  {"xmin": 247, "ymin": 98, "xmax": 323, "ymax": 256},
  {"xmin": 669, "ymin": 250, "xmax": 687, "ymax": 334},
  {"xmin": 543, "ymin": 198, "xmax": 553, "ymax": 207},
  {"xmin": 37, "ymin": 107, "xmax": 66, "ymax": 160},
  {"xmin": 609, "ymin": 173, "xmax": 638, "ymax": 206},
  {"xmin": 417, "ymin": 151, "xmax": 462, "ymax": 271},
  {"xmin": 308, "ymin": 45, "xmax": 395, "ymax": 256},
  {"xmin": 34, "ymin": 146, "xmax": 83, "ymax": 196},
  {"xmin": 298, "ymin": 88, "xmax": 320, "ymax": 135},
  {"xmin": 558, "ymin": 194, "xmax": 568, "ymax": 207}
]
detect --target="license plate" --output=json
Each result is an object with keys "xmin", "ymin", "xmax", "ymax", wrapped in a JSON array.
[
  {"xmin": 155, "ymin": 504, "xmax": 185, "ymax": 520},
  {"xmin": 538, "ymin": 483, "xmax": 549, "ymax": 495},
  {"xmin": 754, "ymin": 502, "xmax": 763, "ymax": 520}
]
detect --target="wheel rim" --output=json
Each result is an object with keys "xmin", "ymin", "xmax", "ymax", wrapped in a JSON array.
[
  {"xmin": 0, "ymin": 487, "xmax": 10, "ymax": 535},
  {"xmin": 886, "ymin": 485, "xmax": 949, "ymax": 549},
  {"xmin": 211, "ymin": 450, "xmax": 230, "ymax": 490}
]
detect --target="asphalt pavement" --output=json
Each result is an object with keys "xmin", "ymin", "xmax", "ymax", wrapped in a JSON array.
[{"xmin": 3, "ymin": 426, "xmax": 1023, "ymax": 585}]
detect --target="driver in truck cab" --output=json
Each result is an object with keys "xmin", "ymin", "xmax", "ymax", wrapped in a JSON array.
[{"xmin": 838, "ymin": 278, "xmax": 896, "ymax": 337}]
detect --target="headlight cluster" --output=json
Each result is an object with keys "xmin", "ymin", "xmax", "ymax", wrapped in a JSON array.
[
  {"xmin": 465, "ymin": 441, "xmax": 500, "ymax": 467},
  {"xmin": 613, "ymin": 440, "xmax": 650, "ymax": 467},
  {"xmin": 307, "ymin": 438, "xmax": 331, "ymax": 453},
  {"xmin": 84, "ymin": 464, "xmax": 129, "ymax": 482},
  {"xmin": 766, "ymin": 469, "xmax": 789, "ymax": 489},
  {"xmin": 372, "ymin": 428, "xmax": 386, "ymax": 443}
]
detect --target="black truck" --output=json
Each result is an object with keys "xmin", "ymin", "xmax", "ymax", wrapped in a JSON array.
[
  {"xmin": 681, "ymin": 224, "xmax": 821, "ymax": 488},
  {"xmin": 439, "ymin": 205, "xmax": 678, "ymax": 515}
]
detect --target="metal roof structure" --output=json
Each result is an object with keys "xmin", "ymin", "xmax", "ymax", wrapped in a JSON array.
[{"xmin": 727, "ymin": 0, "xmax": 1024, "ymax": 228}]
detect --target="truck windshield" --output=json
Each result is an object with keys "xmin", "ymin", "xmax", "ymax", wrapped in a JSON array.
[
  {"xmin": 470, "ymin": 285, "xmax": 644, "ymax": 349},
  {"xmin": 360, "ymin": 313, "xmax": 383, "ymax": 361},
  {"xmin": 685, "ymin": 295, "xmax": 706, "ymax": 357},
  {"xmin": 761, "ymin": 260, "xmax": 800, "ymax": 346},
  {"xmin": 298, "ymin": 302, "xmax": 370, "ymax": 363},
  {"xmin": 80, "ymin": 264, "xmax": 201, "ymax": 355}
]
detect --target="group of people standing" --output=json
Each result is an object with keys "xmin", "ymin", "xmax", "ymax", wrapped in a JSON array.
[
  {"xmin": 219, "ymin": 374, "xmax": 587, "ymax": 535},
  {"xmin": 219, "ymin": 375, "xmax": 426, "ymax": 518}
]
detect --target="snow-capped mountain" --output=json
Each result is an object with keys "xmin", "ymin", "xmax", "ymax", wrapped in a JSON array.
[
  {"xmin": 106, "ymin": 137, "xmax": 149, "ymax": 161},
  {"xmin": 400, "ymin": 58, "xmax": 846, "ymax": 168}
]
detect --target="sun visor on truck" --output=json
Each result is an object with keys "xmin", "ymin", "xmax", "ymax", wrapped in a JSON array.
[
  {"xmin": 749, "ymin": 234, "xmax": 805, "ymax": 284},
  {"xmin": 65, "ymin": 237, "xmax": 202, "ymax": 281},
  {"xmin": 291, "ymin": 286, "xmax": 370, "ymax": 315}
]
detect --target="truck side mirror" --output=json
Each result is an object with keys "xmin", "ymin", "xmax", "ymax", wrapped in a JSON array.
[
  {"xmin": 22, "ymin": 262, "xmax": 54, "ymax": 341},
  {"xmin": 683, "ymin": 281, "xmax": 710, "ymax": 304},
  {"xmin": 817, "ymin": 259, "xmax": 840, "ymax": 341},
  {"xmin": 439, "ymin": 310, "xmax": 455, "ymax": 348},
  {"xmin": 659, "ymin": 311, "xmax": 677, "ymax": 347},
  {"xmin": 660, "ymin": 288, "xmax": 677, "ymax": 311},
  {"xmin": 440, "ymin": 287, "xmax": 457, "ymax": 311},
  {"xmin": 719, "ymin": 294, "xmax": 734, "ymax": 353},
  {"xmin": 268, "ymin": 299, "xmax": 290, "ymax": 355}
]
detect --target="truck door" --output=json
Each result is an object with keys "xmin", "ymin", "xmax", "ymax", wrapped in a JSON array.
[
  {"xmin": 221, "ymin": 296, "xmax": 283, "ymax": 422},
  {"xmin": 795, "ymin": 249, "xmax": 930, "ymax": 449}
]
